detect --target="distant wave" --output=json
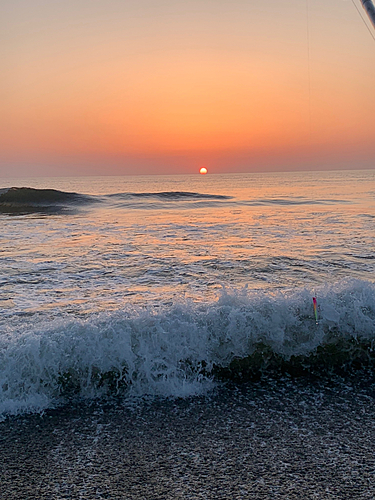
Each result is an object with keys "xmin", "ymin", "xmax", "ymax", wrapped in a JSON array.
[
  {"xmin": 108, "ymin": 193, "xmax": 344, "ymax": 205},
  {"xmin": 0, "ymin": 187, "xmax": 94, "ymax": 214},
  {"xmin": 1, "ymin": 279, "xmax": 374, "ymax": 419},
  {"xmin": 107, "ymin": 191, "xmax": 233, "ymax": 201},
  {"xmin": 0, "ymin": 188, "xmax": 233, "ymax": 215},
  {"xmin": 245, "ymin": 197, "xmax": 350, "ymax": 206},
  {"xmin": 0, "ymin": 188, "xmax": 347, "ymax": 215},
  {"xmin": 102, "ymin": 190, "xmax": 234, "ymax": 210}
]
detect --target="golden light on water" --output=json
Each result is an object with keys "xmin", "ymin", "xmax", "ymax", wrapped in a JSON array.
[{"xmin": 199, "ymin": 167, "xmax": 208, "ymax": 175}]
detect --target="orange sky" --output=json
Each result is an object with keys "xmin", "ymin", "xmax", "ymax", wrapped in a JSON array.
[{"xmin": 1, "ymin": 0, "xmax": 374, "ymax": 177}]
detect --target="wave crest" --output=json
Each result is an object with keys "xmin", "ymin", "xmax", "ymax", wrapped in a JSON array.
[{"xmin": 0, "ymin": 187, "xmax": 93, "ymax": 214}]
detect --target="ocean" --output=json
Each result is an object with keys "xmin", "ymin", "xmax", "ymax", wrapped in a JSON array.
[{"xmin": 1, "ymin": 170, "xmax": 375, "ymax": 498}]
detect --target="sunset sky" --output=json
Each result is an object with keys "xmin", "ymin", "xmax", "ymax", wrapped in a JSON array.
[{"xmin": 1, "ymin": 0, "xmax": 374, "ymax": 177}]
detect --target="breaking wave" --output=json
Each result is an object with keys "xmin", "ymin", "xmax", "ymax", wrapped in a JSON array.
[{"xmin": 1, "ymin": 279, "xmax": 375, "ymax": 420}]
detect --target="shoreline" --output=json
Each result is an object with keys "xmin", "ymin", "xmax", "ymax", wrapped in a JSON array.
[{"xmin": 1, "ymin": 377, "xmax": 375, "ymax": 499}]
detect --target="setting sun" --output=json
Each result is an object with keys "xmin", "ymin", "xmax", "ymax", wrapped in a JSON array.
[{"xmin": 199, "ymin": 167, "xmax": 208, "ymax": 175}]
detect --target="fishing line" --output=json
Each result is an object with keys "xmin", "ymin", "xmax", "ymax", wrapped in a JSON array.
[
  {"xmin": 351, "ymin": 0, "xmax": 375, "ymax": 42},
  {"xmin": 306, "ymin": 0, "xmax": 312, "ymax": 140}
]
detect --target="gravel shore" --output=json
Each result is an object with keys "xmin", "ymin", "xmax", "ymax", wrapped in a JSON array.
[{"xmin": 1, "ymin": 377, "xmax": 375, "ymax": 499}]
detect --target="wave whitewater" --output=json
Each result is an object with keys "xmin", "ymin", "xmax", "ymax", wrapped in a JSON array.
[{"xmin": 1, "ymin": 280, "xmax": 374, "ymax": 419}]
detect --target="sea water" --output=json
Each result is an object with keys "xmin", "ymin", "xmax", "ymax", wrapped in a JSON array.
[{"xmin": 1, "ymin": 170, "xmax": 375, "ymax": 419}]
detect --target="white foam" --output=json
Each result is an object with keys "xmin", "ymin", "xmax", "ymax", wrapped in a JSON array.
[{"xmin": 1, "ymin": 278, "xmax": 374, "ymax": 419}]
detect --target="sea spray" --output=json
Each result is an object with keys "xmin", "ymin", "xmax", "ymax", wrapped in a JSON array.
[{"xmin": 1, "ymin": 279, "xmax": 375, "ymax": 420}]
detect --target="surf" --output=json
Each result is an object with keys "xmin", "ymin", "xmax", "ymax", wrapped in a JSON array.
[{"xmin": 1, "ymin": 279, "xmax": 374, "ymax": 420}]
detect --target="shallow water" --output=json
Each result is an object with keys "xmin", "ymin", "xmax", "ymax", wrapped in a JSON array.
[{"xmin": 1, "ymin": 378, "xmax": 375, "ymax": 499}]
